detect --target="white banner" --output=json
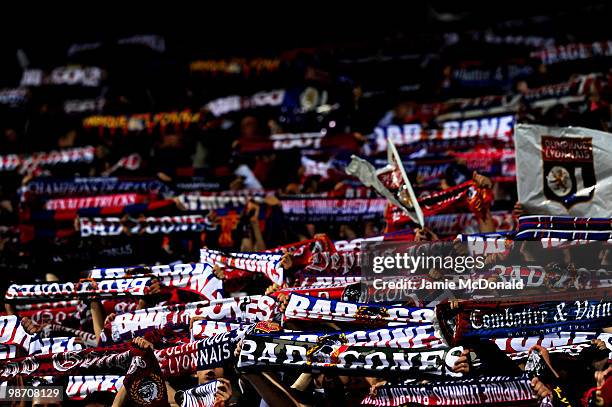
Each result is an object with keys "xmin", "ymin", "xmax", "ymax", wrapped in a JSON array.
[{"xmin": 515, "ymin": 123, "xmax": 612, "ymax": 217}]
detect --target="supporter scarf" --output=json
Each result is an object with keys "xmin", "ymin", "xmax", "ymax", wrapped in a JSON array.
[
  {"xmin": 190, "ymin": 58, "xmax": 280, "ymax": 76},
  {"xmin": 518, "ymin": 215, "xmax": 612, "ymax": 231},
  {"xmin": 0, "ymin": 331, "xmax": 239, "ymax": 379},
  {"xmin": 109, "ymin": 296, "xmax": 275, "ymax": 341},
  {"xmin": 90, "ymin": 262, "xmax": 224, "ymax": 300},
  {"xmin": 22, "ymin": 199, "xmax": 177, "ymax": 223},
  {"xmin": 415, "ymin": 180, "xmax": 493, "ymax": 218},
  {"xmin": 508, "ymin": 342, "xmax": 600, "ymax": 362},
  {"xmin": 372, "ymin": 157, "xmax": 454, "ymax": 187},
  {"xmin": 44, "ymin": 193, "xmax": 148, "ymax": 210},
  {"xmin": 15, "ymin": 301, "xmax": 81, "ymax": 326},
  {"xmin": 0, "ymin": 146, "xmax": 95, "ymax": 174},
  {"xmin": 0, "ymin": 88, "xmax": 28, "ymax": 107},
  {"xmin": 0, "ymin": 345, "xmax": 131, "ymax": 379},
  {"xmin": 437, "ymin": 74, "xmax": 599, "ymax": 121},
  {"xmin": 15, "ymin": 298, "xmax": 80, "ymax": 311},
  {"xmin": 360, "ymin": 376, "xmax": 535, "ymax": 406},
  {"xmin": 157, "ymin": 331, "xmax": 240, "ymax": 376},
  {"xmin": 333, "ymin": 229, "xmax": 415, "ymax": 252},
  {"xmin": 520, "ymin": 74, "xmax": 599, "ymax": 106},
  {"xmin": 21, "ymin": 177, "xmax": 171, "ymax": 199},
  {"xmin": 103, "ymin": 153, "xmax": 143, "ymax": 175},
  {"xmin": 192, "ymin": 320, "xmax": 280, "ymax": 343},
  {"xmin": 493, "ymin": 332, "xmax": 612, "ymax": 353},
  {"xmin": 178, "ymin": 194, "xmax": 248, "ymax": 211},
  {"xmin": 267, "ymin": 234, "xmax": 336, "ymax": 268},
  {"xmin": 117, "ymin": 34, "xmax": 165, "ymax": 52},
  {"xmin": 272, "ymin": 324, "xmax": 445, "ymax": 349},
  {"xmin": 90, "ymin": 261, "xmax": 213, "ymax": 279},
  {"xmin": 515, "ymin": 229, "xmax": 612, "ymax": 241},
  {"xmin": 21, "ymin": 66, "xmax": 104, "ymax": 87},
  {"xmin": 458, "ymin": 233, "xmax": 510, "ymax": 256},
  {"xmin": 79, "ymin": 215, "xmax": 206, "ymax": 237},
  {"xmin": 484, "ymin": 287, "xmax": 612, "ymax": 304},
  {"xmin": 449, "ymin": 64, "xmax": 533, "ymax": 90},
  {"xmin": 298, "ymin": 276, "xmax": 363, "ymax": 286},
  {"xmin": 450, "ymin": 148, "xmax": 516, "ymax": 181},
  {"xmin": 191, "ymin": 321, "xmax": 250, "ymax": 341},
  {"xmin": 281, "ymin": 198, "xmax": 387, "ymax": 222},
  {"xmin": 200, "ymin": 249, "xmax": 284, "ymax": 285},
  {"xmin": 383, "ymin": 181, "xmax": 495, "ymax": 230},
  {"xmin": 355, "ymin": 146, "xmax": 495, "ymax": 225},
  {"xmin": 83, "ymin": 110, "xmax": 200, "ymax": 135},
  {"xmin": 123, "ymin": 344, "xmax": 170, "ymax": 407},
  {"xmin": 186, "ymin": 189, "xmax": 268, "ymax": 198},
  {"xmin": 465, "ymin": 31, "xmax": 555, "ymax": 47},
  {"xmin": 283, "ymin": 294, "xmax": 434, "ymax": 326},
  {"xmin": 0, "ymin": 345, "xmax": 17, "ymax": 359},
  {"xmin": 272, "ymin": 282, "xmax": 361, "ymax": 302},
  {"xmin": 50, "ymin": 244, "xmax": 137, "ymax": 264},
  {"xmin": 411, "ymin": 139, "xmax": 513, "ymax": 158},
  {"xmin": 67, "ymin": 35, "xmax": 165, "ymax": 56},
  {"xmin": 299, "ymin": 250, "xmax": 361, "ymax": 277},
  {"xmin": 238, "ymin": 335, "xmax": 463, "ymax": 376},
  {"xmin": 238, "ymin": 132, "xmax": 361, "ymax": 154},
  {"xmin": 387, "ymin": 210, "xmax": 514, "ymax": 235},
  {"xmin": 40, "ymin": 324, "xmax": 98, "ymax": 347},
  {"xmin": 205, "ymin": 89, "xmax": 285, "ymax": 117},
  {"xmin": 28, "ymin": 337, "xmax": 83, "ymax": 355},
  {"xmin": 436, "ymin": 300, "xmax": 612, "ymax": 345},
  {"xmin": 64, "ymin": 98, "xmax": 106, "ymax": 114},
  {"xmin": 101, "ymin": 298, "xmax": 138, "ymax": 315},
  {"xmin": 5, "ymin": 277, "xmax": 156, "ymax": 301},
  {"xmin": 175, "ymin": 381, "xmax": 219, "ymax": 407},
  {"xmin": 66, "ymin": 375, "xmax": 123, "ymax": 399},
  {"xmin": 531, "ymin": 40, "xmax": 612, "ymax": 64},
  {"xmin": 171, "ymin": 180, "xmax": 221, "ymax": 193},
  {"xmin": 325, "ymin": 185, "xmax": 378, "ymax": 198},
  {"xmin": 0, "ymin": 316, "xmax": 34, "ymax": 351},
  {"xmin": 474, "ymin": 265, "xmax": 612, "ymax": 291},
  {"xmin": 368, "ymin": 114, "xmax": 514, "ymax": 153}
]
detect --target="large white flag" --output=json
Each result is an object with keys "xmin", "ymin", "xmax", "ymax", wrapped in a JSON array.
[{"xmin": 515, "ymin": 123, "xmax": 612, "ymax": 217}]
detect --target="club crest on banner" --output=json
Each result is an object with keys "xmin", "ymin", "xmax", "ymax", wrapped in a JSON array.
[
  {"xmin": 515, "ymin": 124, "xmax": 612, "ymax": 217},
  {"xmin": 541, "ymin": 135, "xmax": 596, "ymax": 208}
]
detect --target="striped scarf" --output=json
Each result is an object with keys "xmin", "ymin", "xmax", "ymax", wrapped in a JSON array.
[
  {"xmin": 79, "ymin": 214, "xmax": 207, "ymax": 237},
  {"xmin": 238, "ymin": 334, "xmax": 464, "ymax": 376},
  {"xmin": 493, "ymin": 332, "xmax": 612, "ymax": 353},
  {"xmin": 6, "ymin": 277, "xmax": 156, "ymax": 301},
  {"xmin": 436, "ymin": 300, "xmax": 612, "ymax": 344},
  {"xmin": 21, "ymin": 177, "xmax": 171, "ymax": 202},
  {"xmin": 516, "ymin": 215, "xmax": 612, "ymax": 240},
  {"xmin": 66, "ymin": 375, "xmax": 124, "ymax": 399},
  {"xmin": 271, "ymin": 324, "xmax": 445, "ymax": 349},
  {"xmin": 361, "ymin": 376, "xmax": 535, "ymax": 406},
  {"xmin": 108, "ymin": 295, "xmax": 276, "ymax": 342},
  {"xmin": 0, "ymin": 331, "xmax": 240, "ymax": 380},
  {"xmin": 175, "ymin": 381, "xmax": 219, "ymax": 407},
  {"xmin": 0, "ymin": 146, "xmax": 95, "ymax": 174},
  {"xmin": 200, "ymin": 249, "xmax": 284, "ymax": 285},
  {"xmin": 89, "ymin": 262, "xmax": 224, "ymax": 300},
  {"xmin": 284, "ymin": 294, "xmax": 434, "ymax": 326},
  {"xmin": 43, "ymin": 193, "xmax": 148, "ymax": 210}
]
